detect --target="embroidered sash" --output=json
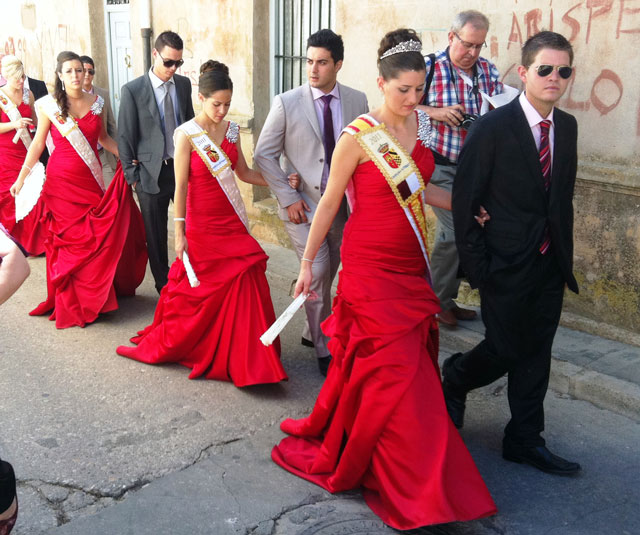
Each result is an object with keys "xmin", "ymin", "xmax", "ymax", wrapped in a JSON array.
[
  {"xmin": 344, "ymin": 114, "xmax": 432, "ymax": 282},
  {"xmin": 0, "ymin": 87, "xmax": 32, "ymax": 150},
  {"xmin": 175, "ymin": 119, "xmax": 249, "ymax": 229},
  {"xmin": 37, "ymin": 95, "xmax": 105, "ymax": 191}
]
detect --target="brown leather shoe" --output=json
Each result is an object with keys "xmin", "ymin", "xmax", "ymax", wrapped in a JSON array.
[
  {"xmin": 451, "ymin": 304, "xmax": 477, "ymax": 321},
  {"xmin": 438, "ymin": 308, "xmax": 458, "ymax": 327}
]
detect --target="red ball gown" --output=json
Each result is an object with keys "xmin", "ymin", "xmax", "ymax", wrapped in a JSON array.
[
  {"xmin": 0, "ymin": 89, "xmax": 46, "ymax": 255},
  {"xmin": 117, "ymin": 121, "xmax": 287, "ymax": 387},
  {"xmin": 30, "ymin": 96, "xmax": 147, "ymax": 328},
  {"xmin": 272, "ymin": 112, "xmax": 497, "ymax": 530}
]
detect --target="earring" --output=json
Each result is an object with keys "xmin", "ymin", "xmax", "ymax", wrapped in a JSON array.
[{"xmin": 61, "ymin": 80, "xmax": 65, "ymax": 91}]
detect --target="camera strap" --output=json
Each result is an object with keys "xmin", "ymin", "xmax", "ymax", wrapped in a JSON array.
[{"xmin": 446, "ymin": 48, "xmax": 481, "ymax": 113}]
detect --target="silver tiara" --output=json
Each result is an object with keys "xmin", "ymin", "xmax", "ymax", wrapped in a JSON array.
[{"xmin": 379, "ymin": 40, "xmax": 422, "ymax": 60}]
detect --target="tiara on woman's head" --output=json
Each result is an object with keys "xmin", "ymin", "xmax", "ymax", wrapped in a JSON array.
[{"xmin": 379, "ymin": 40, "xmax": 422, "ymax": 60}]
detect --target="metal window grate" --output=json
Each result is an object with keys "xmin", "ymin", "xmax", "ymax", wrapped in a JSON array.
[{"xmin": 274, "ymin": 0, "xmax": 333, "ymax": 94}]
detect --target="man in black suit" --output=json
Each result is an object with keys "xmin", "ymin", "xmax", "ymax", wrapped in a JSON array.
[
  {"xmin": 25, "ymin": 76, "xmax": 49, "ymax": 166},
  {"xmin": 444, "ymin": 31, "xmax": 581, "ymax": 475},
  {"xmin": 118, "ymin": 30, "xmax": 195, "ymax": 293}
]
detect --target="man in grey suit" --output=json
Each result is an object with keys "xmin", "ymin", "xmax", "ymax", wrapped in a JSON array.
[
  {"xmin": 80, "ymin": 55, "xmax": 118, "ymax": 176},
  {"xmin": 255, "ymin": 29, "xmax": 368, "ymax": 376},
  {"xmin": 118, "ymin": 31, "xmax": 195, "ymax": 293}
]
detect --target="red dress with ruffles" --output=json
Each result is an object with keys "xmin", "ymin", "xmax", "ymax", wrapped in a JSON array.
[
  {"xmin": 30, "ymin": 98, "xmax": 147, "ymax": 328},
  {"xmin": 117, "ymin": 124, "xmax": 287, "ymax": 387},
  {"xmin": 0, "ymin": 97, "xmax": 46, "ymax": 255},
  {"xmin": 272, "ymin": 113, "xmax": 496, "ymax": 530}
]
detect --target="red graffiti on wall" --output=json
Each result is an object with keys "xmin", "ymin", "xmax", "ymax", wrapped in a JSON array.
[
  {"xmin": 505, "ymin": 0, "xmax": 640, "ymax": 136},
  {"xmin": 508, "ymin": 0, "xmax": 640, "ymax": 45}
]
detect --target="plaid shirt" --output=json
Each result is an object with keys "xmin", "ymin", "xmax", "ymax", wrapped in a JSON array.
[{"xmin": 425, "ymin": 48, "xmax": 503, "ymax": 163}]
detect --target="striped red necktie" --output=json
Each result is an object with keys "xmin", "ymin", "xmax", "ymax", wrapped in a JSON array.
[{"xmin": 539, "ymin": 120, "xmax": 552, "ymax": 254}]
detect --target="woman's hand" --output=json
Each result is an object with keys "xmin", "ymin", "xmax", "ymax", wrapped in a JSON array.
[
  {"xmin": 474, "ymin": 205, "xmax": 490, "ymax": 228},
  {"xmin": 9, "ymin": 177, "xmax": 24, "ymax": 197},
  {"xmin": 294, "ymin": 261, "xmax": 316, "ymax": 299},
  {"xmin": 12, "ymin": 117, "xmax": 33, "ymax": 130},
  {"xmin": 175, "ymin": 232, "xmax": 188, "ymax": 262}
]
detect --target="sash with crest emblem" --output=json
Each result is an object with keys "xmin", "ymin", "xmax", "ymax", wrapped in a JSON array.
[
  {"xmin": 175, "ymin": 119, "xmax": 249, "ymax": 229},
  {"xmin": 343, "ymin": 113, "xmax": 432, "ymax": 283},
  {"xmin": 37, "ymin": 95, "xmax": 105, "ymax": 191}
]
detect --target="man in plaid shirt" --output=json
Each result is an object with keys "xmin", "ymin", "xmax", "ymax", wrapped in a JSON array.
[{"xmin": 419, "ymin": 10, "xmax": 503, "ymax": 327}]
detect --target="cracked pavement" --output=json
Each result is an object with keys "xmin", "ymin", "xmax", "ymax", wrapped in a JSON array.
[{"xmin": 1, "ymin": 245, "xmax": 639, "ymax": 534}]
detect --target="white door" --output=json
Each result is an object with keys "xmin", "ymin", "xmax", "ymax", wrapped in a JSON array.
[{"xmin": 106, "ymin": 7, "xmax": 133, "ymax": 119}]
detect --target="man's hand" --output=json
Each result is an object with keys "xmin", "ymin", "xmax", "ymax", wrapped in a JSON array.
[
  {"xmin": 288, "ymin": 172, "xmax": 301, "ymax": 190},
  {"xmin": 286, "ymin": 199, "xmax": 310, "ymax": 225},
  {"xmin": 428, "ymin": 104, "xmax": 466, "ymax": 128}
]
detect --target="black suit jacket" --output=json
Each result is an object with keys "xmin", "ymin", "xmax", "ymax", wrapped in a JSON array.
[
  {"xmin": 452, "ymin": 96, "xmax": 579, "ymax": 294},
  {"xmin": 27, "ymin": 77, "xmax": 49, "ymax": 166},
  {"xmin": 27, "ymin": 77, "xmax": 47, "ymax": 100},
  {"xmin": 117, "ymin": 72, "xmax": 194, "ymax": 194}
]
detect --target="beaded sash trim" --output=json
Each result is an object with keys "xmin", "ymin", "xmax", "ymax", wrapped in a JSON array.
[
  {"xmin": 0, "ymin": 87, "xmax": 33, "ymax": 150},
  {"xmin": 175, "ymin": 119, "xmax": 249, "ymax": 230},
  {"xmin": 37, "ymin": 95, "xmax": 105, "ymax": 191},
  {"xmin": 344, "ymin": 113, "xmax": 433, "ymax": 284}
]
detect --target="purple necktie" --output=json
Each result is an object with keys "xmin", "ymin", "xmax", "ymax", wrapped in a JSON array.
[
  {"xmin": 539, "ymin": 120, "xmax": 551, "ymax": 254},
  {"xmin": 321, "ymin": 94, "xmax": 335, "ymax": 167}
]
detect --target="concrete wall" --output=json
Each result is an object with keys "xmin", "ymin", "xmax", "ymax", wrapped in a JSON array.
[{"xmin": 2, "ymin": 0, "xmax": 638, "ymax": 331}]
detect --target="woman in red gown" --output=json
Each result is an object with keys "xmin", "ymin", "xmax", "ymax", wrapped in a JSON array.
[
  {"xmin": 10, "ymin": 51, "xmax": 147, "ymax": 328},
  {"xmin": 0, "ymin": 55, "xmax": 46, "ymax": 255},
  {"xmin": 272, "ymin": 29, "xmax": 497, "ymax": 530},
  {"xmin": 117, "ymin": 61, "xmax": 287, "ymax": 387}
]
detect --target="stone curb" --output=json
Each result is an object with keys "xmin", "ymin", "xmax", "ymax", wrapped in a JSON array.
[{"xmin": 439, "ymin": 325, "xmax": 640, "ymax": 423}]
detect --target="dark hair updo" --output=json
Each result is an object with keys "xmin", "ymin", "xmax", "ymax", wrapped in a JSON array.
[
  {"xmin": 54, "ymin": 50, "xmax": 82, "ymax": 120},
  {"xmin": 199, "ymin": 60, "xmax": 233, "ymax": 98},
  {"xmin": 377, "ymin": 28, "xmax": 426, "ymax": 80}
]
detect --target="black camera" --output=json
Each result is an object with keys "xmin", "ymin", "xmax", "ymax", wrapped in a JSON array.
[{"xmin": 460, "ymin": 113, "xmax": 478, "ymax": 130}]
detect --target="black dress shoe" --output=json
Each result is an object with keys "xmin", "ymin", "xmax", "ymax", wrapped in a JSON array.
[
  {"xmin": 441, "ymin": 354, "xmax": 466, "ymax": 429},
  {"xmin": 317, "ymin": 356, "xmax": 332, "ymax": 377},
  {"xmin": 503, "ymin": 445, "xmax": 582, "ymax": 475},
  {"xmin": 441, "ymin": 379, "xmax": 466, "ymax": 429},
  {"xmin": 301, "ymin": 337, "xmax": 315, "ymax": 348}
]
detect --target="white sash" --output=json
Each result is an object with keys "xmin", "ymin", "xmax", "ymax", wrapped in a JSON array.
[
  {"xmin": 344, "ymin": 114, "xmax": 432, "ymax": 283},
  {"xmin": 175, "ymin": 119, "xmax": 249, "ymax": 229},
  {"xmin": 37, "ymin": 95, "xmax": 105, "ymax": 192},
  {"xmin": 0, "ymin": 87, "xmax": 32, "ymax": 150}
]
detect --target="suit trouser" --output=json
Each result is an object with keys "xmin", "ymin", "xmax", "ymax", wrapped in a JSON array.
[
  {"xmin": 284, "ymin": 199, "xmax": 348, "ymax": 359},
  {"xmin": 429, "ymin": 164, "xmax": 461, "ymax": 311},
  {"xmin": 135, "ymin": 160, "xmax": 175, "ymax": 292},
  {"xmin": 444, "ymin": 250, "xmax": 565, "ymax": 448}
]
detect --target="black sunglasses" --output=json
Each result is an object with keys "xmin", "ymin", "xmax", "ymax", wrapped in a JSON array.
[
  {"xmin": 157, "ymin": 51, "xmax": 184, "ymax": 69},
  {"xmin": 84, "ymin": 69, "xmax": 95, "ymax": 75},
  {"xmin": 535, "ymin": 64, "xmax": 573, "ymax": 79}
]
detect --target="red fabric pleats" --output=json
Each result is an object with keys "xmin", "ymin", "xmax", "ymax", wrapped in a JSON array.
[
  {"xmin": 272, "ymin": 136, "xmax": 496, "ymax": 530},
  {"xmin": 0, "ymin": 104, "xmax": 47, "ymax": 255},
  {"xmin": 117, "ymin": 141, "xmax": 287, "ymax": 387},
  {"xmin": 30, "ymin": 163, "xmax": 147, "ymax": 328}
]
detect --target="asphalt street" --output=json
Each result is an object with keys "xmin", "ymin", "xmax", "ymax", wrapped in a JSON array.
[{"xmin": 0, "ymin": 243, "xmax": 638, "ymax": 535}]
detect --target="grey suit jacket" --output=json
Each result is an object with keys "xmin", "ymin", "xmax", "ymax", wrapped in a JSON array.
[
  {"xmin": 93, "ymin": 85, "xmax": 117, "ymax": 169},
  {"xmin": 117, "ymin": 72, "xmax": 195, "ymax": 194},
  {"xmin": 254, "ymin": 82, "xmax": 368, "ymax": 220}
]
